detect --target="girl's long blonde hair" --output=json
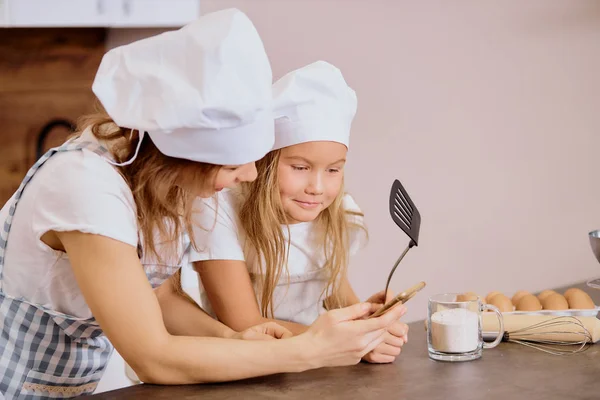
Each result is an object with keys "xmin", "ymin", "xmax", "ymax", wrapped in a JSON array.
[
  {"xmin": 239, "ymin": 149, "xmax": 367, "ymax": 318},
  {"xmin": 76, "ymin": 109, "xmax": 220, "ymax": 264}
]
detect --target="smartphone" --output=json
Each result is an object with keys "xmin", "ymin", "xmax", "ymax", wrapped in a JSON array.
[{"xmin": 367, "ymin": 281, "xmax": 426, "ymax": 319}]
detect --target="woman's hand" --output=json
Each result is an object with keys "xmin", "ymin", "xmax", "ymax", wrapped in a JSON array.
[{"xmin": 297, "ymin": 302, "xmax": 407, "ymax": 369}]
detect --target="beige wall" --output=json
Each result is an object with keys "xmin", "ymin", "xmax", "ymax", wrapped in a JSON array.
[{"xmin": 111, "ymin": 0, "xmax": 600, "ymax": 322}]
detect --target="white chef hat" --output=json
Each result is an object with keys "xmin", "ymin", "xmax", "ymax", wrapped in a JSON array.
[
  {"xmin": 92, "ymin": 8, "xmax": 274, "ymax": 166},
  {"xmin": 272, "ymin": 60, "xmax": 357, "ymax": 150}
]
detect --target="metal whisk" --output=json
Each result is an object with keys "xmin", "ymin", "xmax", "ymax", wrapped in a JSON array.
[{"xmin": 484, "ymin": 316, "xmax": 593, "ymax": 356}]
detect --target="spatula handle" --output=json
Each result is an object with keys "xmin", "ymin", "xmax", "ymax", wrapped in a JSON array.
[{"xmin": 383, "ymin": 241, "xmax": 415, "ymax": 297}]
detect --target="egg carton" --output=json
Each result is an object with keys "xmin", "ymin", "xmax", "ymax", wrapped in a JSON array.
[{"xmin": 500, "ymin": 306, "xmax": 600, "ymax": 318}]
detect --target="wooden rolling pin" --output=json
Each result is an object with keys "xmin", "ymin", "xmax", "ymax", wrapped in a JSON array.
[{"xmin": 482, "ymin": 314, "xmax": 600, "ymax": 343}]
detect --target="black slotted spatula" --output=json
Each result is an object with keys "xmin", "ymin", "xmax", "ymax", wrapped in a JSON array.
[{"xmin": 383, "ymin": 179, "xmax": 421, "ymax": 297}]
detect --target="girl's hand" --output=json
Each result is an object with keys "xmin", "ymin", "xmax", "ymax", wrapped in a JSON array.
[
  {"xmin": 229, "ymin": 322, "xmax": 293, "ymax": 341},
  {"xmin": 361, "ymin": 319, "xmax": 409, "ymax": 363},
  {"xmin": 362, "ymin": 290, "xmax": 409, "ymax": 364},
  {"xmin": 365, "ymin": 289, "xmax": 392, "ymax": 314}
]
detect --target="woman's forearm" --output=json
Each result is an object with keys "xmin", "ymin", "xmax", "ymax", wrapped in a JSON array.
[{"xmin": 140, "ymin": 335, "xmax": 314, "ymax": 384}]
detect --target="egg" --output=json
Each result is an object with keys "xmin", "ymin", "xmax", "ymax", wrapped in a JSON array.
[
  {"xmin": 540, "ymin": 293, "xmax": 569, "ymax": 310},
  {"xmin": 456, "ymin": 292, "xmax": 479, "ymax": 302},
  {"xmin": 564, "ymin": 288, "xmax": 586, "ymax": 301},
  {"xmin": 566, "ymin": 291, "xmax": 595, "ymax": 309},
  {"xmin": 511, "ymin": 290, "xmax": 530, "ymax": 306},
  {"xmin": 537, "ymin": 290, "xmax": 557, "ymax": 302},
  {"xmin": 486, "ymin": 291, "xmax": 503, "ymax": 303},
  {"xmin": 516, "ymin": 294, "xmax": 542, "ymax": 311},
  {"xmin": 488, "ymin": 294, "xmax": 514, "ymax": 312}
]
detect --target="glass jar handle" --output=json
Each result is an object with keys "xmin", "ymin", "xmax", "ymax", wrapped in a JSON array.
[{"xmin": 482, "ymin": 303, "xmax": 504, "ymax": 349}]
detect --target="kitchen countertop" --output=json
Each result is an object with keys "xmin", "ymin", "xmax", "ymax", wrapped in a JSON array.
[{"xmin": 85, "ymin": 281, "xmax": 600, "ymax": 400}]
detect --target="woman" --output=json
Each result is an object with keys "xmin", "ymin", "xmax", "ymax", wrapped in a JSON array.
[{"xmin": 0, "ymin": 9, "xmax": 404, "ymax": 399}]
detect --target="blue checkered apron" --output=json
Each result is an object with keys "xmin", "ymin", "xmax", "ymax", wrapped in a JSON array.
[{"xmin": 0, "ymin": 140, "xmax": 183, "ymax": 399}]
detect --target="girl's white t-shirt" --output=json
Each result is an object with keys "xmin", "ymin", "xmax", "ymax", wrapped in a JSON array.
[
  {"xmin": 182, "ymin": 189, "xmax": 367, "ymax": 325},
  {"xmin": 0, "ymin": 130, "xmax": 139, "ymax": 319}
]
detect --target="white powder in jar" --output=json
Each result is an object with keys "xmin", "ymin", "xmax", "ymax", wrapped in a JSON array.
[{"xmin": 430, "ymin": 308, "xmax": 479, "ymax": 353}]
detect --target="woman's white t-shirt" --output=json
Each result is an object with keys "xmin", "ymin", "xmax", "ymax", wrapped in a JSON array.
[
  {"xmin": 0, "ymin": 130, "xmax": 139, "ymax": 319},
  {"xmin": 181, "ymin": 189, "xmax": 367, "ymax": 325}
]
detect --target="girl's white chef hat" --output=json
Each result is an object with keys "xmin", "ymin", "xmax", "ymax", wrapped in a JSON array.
[
  {"xmin": 92, "ymin": 8, "xmax": 274, "ymax": 166},
  {"xmin": 272, "ymin": 61, "xmax": 357, "ymax": 150}
]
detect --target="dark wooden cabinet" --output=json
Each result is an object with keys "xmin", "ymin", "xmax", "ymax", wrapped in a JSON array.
[{"xmin": 0, "ymin": 28, "xmax": 106, "ymax": 203}]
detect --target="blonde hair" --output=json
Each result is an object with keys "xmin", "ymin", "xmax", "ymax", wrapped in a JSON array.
[
  {"xmin": 239, "ymin": 149, "xmax": 367, "ymax": 318},
  {"xmin": 76, "ymin": 108, "xmax": 220, "ymax": 265}
]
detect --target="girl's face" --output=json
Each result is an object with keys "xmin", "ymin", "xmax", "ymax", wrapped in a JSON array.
[{"xmin": 278, "ymin": 141, "xmax": 347, "ymax": 224}]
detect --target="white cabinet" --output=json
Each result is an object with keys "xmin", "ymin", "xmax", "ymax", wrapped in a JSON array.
[
  {"xmin": 0, "ymin": 0, "xmax": 8, "ymax": 27},
  {"xmin": 4, "ymin": 0, "xmax": 200, "ymax": 27},
  {"xmin": 114, "ymin": 0, "xmax": 200, "ymax": 28},
  {"xmin": 8, "ymin": 0, "xmax": 110, "ymax": 27}
]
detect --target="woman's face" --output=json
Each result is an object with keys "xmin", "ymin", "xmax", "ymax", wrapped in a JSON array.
[
  {"xmin": 194, "ymin": 162, "xmax": 258, "ymax": 198},
  {"xmin": 214, "ymin": 162, "xmax": 258, "ymax": 191}
]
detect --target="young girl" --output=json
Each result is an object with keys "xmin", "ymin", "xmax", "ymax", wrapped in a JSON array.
[
  {"xmin": 0, "ymin": 11, "xmax": 405, "ymax": 399},
  {"xmin": 184, "ymin": 61, "xmax": 408, "ymax": 364}
]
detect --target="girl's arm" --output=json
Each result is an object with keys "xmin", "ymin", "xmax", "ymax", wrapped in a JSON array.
[
  {"xmin": 154, "ymin": 273, "xmax": 236, "ymax": 338},
  {"xmin": 194, "ymin": 259, "xmax": 309, "ymax": 335},
  {"xmin": 156, "ymin": 273, "xmax": 291, "ymax": 340},
  {"xmin": 58, "ymin": 231, "xmax": 408, "ymax": 384}
]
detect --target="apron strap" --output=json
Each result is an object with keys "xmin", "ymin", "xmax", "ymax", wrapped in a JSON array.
[{"xmin": 0, "ymin": 140, "xmax": 110, "ymax": 281}]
